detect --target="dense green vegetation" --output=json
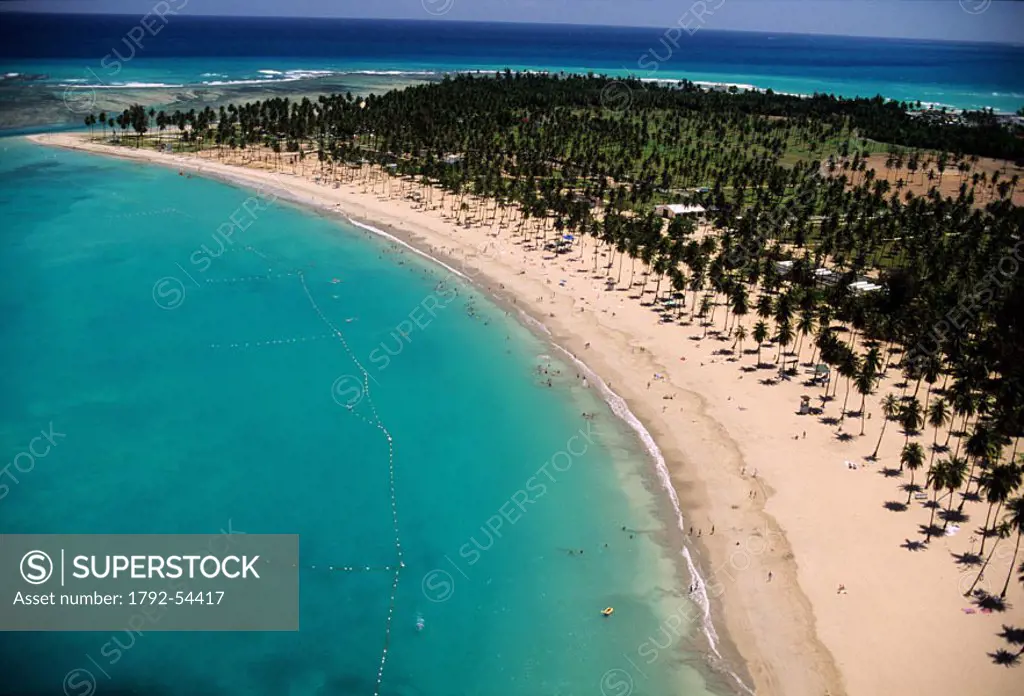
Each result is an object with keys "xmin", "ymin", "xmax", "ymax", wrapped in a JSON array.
[{"xmin": 90, "ymin": 74, "xmax": 1024, "ymax": 645}]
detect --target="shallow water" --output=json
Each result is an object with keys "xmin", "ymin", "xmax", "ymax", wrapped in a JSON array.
[{"xmin": 0, "ymin": 137, "xmax": 725, "ymax": 696}]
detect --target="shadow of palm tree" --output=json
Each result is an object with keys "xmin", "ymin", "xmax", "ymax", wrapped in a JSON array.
[
  {"xmin": 952, "ymin": 551, "xmax": 983, "ymax": 567},
  {"xmin": 885, "ymin": 501, "xmax": 909, "ymax": 512},
  {"xmin": 971, "ymin": 591, "xmax": 1007, "ymax": 612},
  {"xmin": 988, "ymin": 649, "xmax": 1021, "ymax": 666},
  {"xmin": 939, "ymin": 508, "xmax": 968, "ymax": 525},
  {"xmin": 878, "ymin": 467, "xmax": 902, "ymax": 478},
  {"xmin": 820, "ymin": 416, "xmax": 841, "ymax": 426},
  {"xmin": 901, "ymin": 538, "xmax": 927, "ymax": 551},
  {"xmin": 997, "ymin": 625, "xmax": 1024, "ymax": 650},
  {"xmin": 977, "ymin": 525, "xmax": 1002, "ymax": 540},
  {"xmin": 919, "ymin": 522, "xmax": 944, "ymax": 538},
  {"xmin": 961, "ymin": 490, "xmax": 982, "ymax": 505},
  {"xmin": 836, "ymin": 432, "xmax": 854, "ymax": 442}
]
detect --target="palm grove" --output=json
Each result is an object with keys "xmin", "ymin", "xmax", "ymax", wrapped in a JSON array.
[{"xmin": 88, "ymin": 73, "xmax": 1024, "ymax": 655}]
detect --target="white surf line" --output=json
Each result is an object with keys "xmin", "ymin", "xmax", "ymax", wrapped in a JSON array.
[
  {"xmin": 298, "ymin": 270, "xmax": 404, "ymax": 696},
  {"xmin": 344, "ymin": 217, "xmax": 468, "ymax": 280},
  {"xmin": 518, "ymin": 311, "xmax": 755, "ymax": 696}
]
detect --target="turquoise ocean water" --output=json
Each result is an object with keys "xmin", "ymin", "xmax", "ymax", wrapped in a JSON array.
[{"xmin": 0, "ymin": 137, "xmax": 727, "ymax": 696}]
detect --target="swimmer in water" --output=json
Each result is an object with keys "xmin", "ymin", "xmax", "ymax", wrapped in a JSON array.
[{"xmin": 415, "ymin": 613, "xmax": 425, "ymax": 632}]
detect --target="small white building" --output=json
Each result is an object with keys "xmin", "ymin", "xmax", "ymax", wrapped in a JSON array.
[
  {"xmin": 655, "ymin": 203, "xmax": 706, "ymax": 219},
  {"xmin": 775, "ymin": 260, "xmax": 794, "ymax": 275},
  {"xmin": 814, "ymin": 267, "xmax": 839, "ymax": 286},
  {"xmin": 849, "ymin": 280, "xmax": 883, "ymax": 295}
]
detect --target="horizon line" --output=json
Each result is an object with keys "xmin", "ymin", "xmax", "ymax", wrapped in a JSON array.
[{"xmin": 1, "ymin": 11, "xmax": 1021, "ymax": 47}]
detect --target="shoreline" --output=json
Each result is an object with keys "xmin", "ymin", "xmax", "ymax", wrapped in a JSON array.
[{"xmin": 29, "ymin": 132, "xmax": 1024, "ymax": 696}]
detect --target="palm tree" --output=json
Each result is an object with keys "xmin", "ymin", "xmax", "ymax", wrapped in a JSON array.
[
  {"xmin": 730, "ymin": 285, "xmax": 749, "ymax": 334},
  {"xmin": 900, "ymin": 398, "xmax": 923, "ymax": 450},
  {"xmin": 873, "ymin": 393, "xmax": 900, "ymax": 459},
  {"xmin": 1000, "ymin": 496, "xmax": 1024, "ymax": 598},
  {"xmin": 838, "ymin": 351, "xmax": 861, "ymax": 422},
  {"xmin": 775, "ymin": 320, "xmax": 795, "ymax": 372},
  {"xmin": 942, "ymin": 456, "xmax": 969, "ymax": 530},
  {"xmin": 732, "ymin": 324, "xmax": 747, "ymax": 354},
  {"xmin": 966, "ymin": 520, "xmax": 1011, "ymax": 597},
  {"xmin": 854, "ymin": 363, "xmax": 876, "ymax": 435},
  {"xmin": 795, "ymin": 309, "xmax": 816, "ymax": 364},
  {"xmin": 926, "ymin": 459, "xmax": 950, "ymax": 540},
  {"xmin": 927, "ymin": 398, "xmax": 950, "ymax": 467},
  {"xmin": 962, "ymin": 424, "xmax": 998, "ymax": 509},
  {"xmin": 902, "ymin": 442, "xmax": 926, "ymax": 503},
  {"xmin": 752, "ymin": 320, "xmax": 769, "ymax": 367},
  {"xmin": 978, "ymin": 463, "xmax": 1022, "ymax": 557}
]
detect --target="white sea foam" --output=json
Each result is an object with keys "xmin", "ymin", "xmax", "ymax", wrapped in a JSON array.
[
  {"xmin": 60, "ymin": 81, "xmax": 184, "ymax": 89},
  {"xmin": 202, "ymin": 79, "xmax": 280, "ymax": 86},
  {"xmin": 348, "ymin": 70, "xmax": 439, "ymax": 77},
  {"xmin": 343, "ymin": 217, "xmax": 467, "ymax": 279}
]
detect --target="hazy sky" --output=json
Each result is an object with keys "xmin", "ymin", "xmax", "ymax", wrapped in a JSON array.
[{"xmin": 2, "ymin": 0, "xmax": 1023, "ymax": 44}]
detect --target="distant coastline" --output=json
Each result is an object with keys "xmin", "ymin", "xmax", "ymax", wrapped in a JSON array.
[{"xmin": 1, "ymin": 14, "xmax": 1022, "ymax": 131}]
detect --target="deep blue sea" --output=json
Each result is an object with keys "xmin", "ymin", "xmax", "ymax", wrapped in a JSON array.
[
  {"xmin": 1, "ymin": 14, "xmax": 1023, "ymax": 113},
  {"xmin": 0, "ymin": 136, "xmax": 729, "ymax": 695}
]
